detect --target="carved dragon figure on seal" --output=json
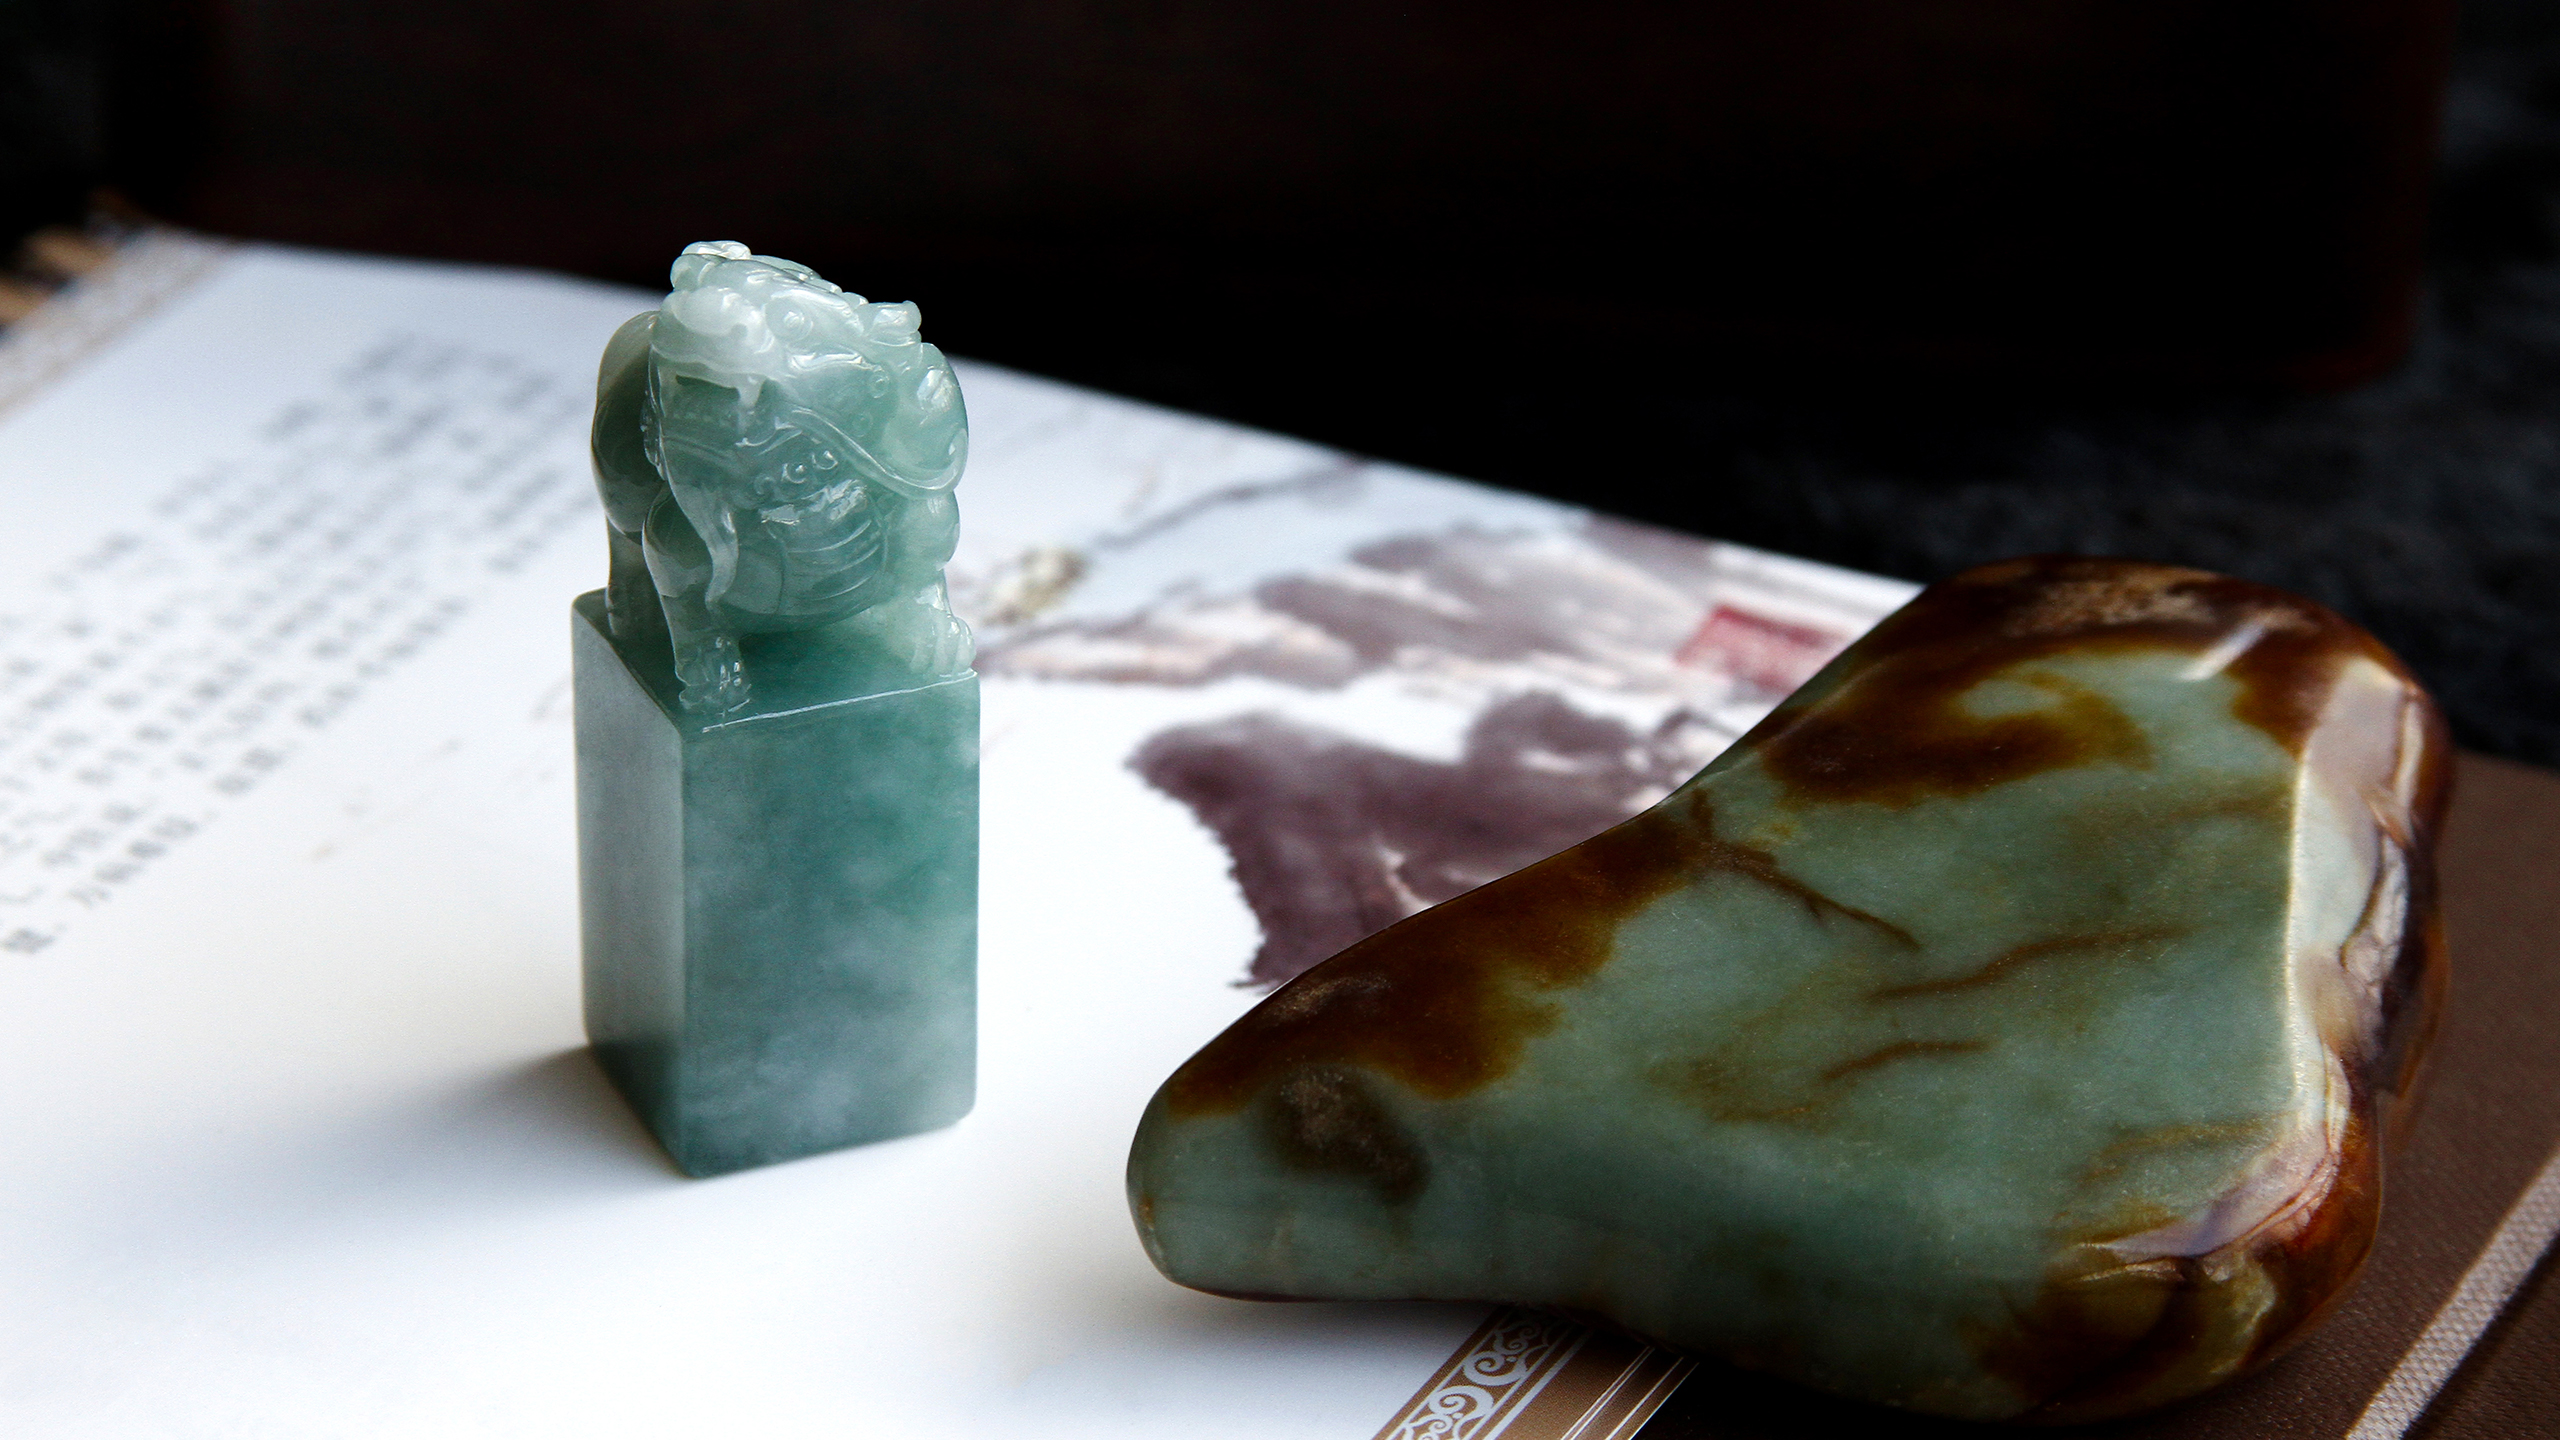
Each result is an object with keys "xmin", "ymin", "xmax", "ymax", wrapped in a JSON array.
[{"xmin": 590, "ymin": 241, "xmax": 972, "ymax": 714}]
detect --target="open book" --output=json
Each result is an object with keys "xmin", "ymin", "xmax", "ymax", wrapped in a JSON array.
[{"xmin": 0, "ymin": 237, "xmax": 2550, "ymax": 1440}]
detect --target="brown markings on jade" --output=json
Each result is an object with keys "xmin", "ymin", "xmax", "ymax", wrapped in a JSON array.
[
  {"xmin": 1995, "ymin": 813, "xmax": 2451, "ymax": 1418},
  {"xmin": 1155, "ymin": 556, "xmax": 2454, "ymax": 1422},
  {"xmin": 1848, "ymin": 559, "xmax": 2457, "ymax": 1422},
  {"xmin": 1871, "ymin": 926, "xmax": 2191, "ymax": 1002},
  {"xmin": 1750, "ymin": 555, "xmax": 2416, "ymax": 808},
  {"xmin": 1260, "ymin": 1066, "xmax": 1430, "ymax": 1203},
  {"xmin": 1158, "ymin": 790, "xmax": 1897, "ymax": 1199}
]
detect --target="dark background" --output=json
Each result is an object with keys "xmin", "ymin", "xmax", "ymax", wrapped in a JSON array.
[{"xmin": 16, "ymin": 0, "xmax": 2560, "ymax": 762}]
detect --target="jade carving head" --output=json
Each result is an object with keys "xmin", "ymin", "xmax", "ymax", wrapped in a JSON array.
[
  {"xmin": 644, "ymin": 241, "xmax": 966, "ymax": 519},
  {"xmin": 594, "ymin": 242, "xmax": 972, "ymax": 714}
]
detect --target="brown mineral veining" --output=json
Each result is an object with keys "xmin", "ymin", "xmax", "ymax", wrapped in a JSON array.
[
  {"xmin": 1160, "ymin": 788, "xmax": 1712, "ymax": 1116},
  {"xmin": 1138, "ymin": 556, "xmax": 2454, "ymax": 1422},
  {"xmin": 1871, "ymin": 926, "xmax": 2192, "ymax": 1001},
  {"xmin": 1752, "ymin": 557, "xmax": 2410, "ymax": 809},
  {"xmin": 1162, "ymin": 559, "xmax": 2423, "ymax": 1134},
  {"xmin": 1964, "ymin": 560, "xmax": 2449, "ymax": 1420},
  {"xmin": 1817, "ymin": 1037, "xmax": 1994, "ymax": 1084},
  {"xmin": 1160, "ymin": 789, "xmax": 1888, "ymax": 1120}
]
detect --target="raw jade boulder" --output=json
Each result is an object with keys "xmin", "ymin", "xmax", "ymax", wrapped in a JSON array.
[{"xmin": 1126, "ymin": 556, "xmax": 2449, "ymax": 1423}]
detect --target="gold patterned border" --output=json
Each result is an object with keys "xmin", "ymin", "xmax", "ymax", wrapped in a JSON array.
[{"xmin": 1375, "ymin": 1308, "xmax": 1695, "ymax": 1440}]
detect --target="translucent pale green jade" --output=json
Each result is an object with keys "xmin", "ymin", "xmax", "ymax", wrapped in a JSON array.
[
  {"xmin": 1128, "ymin": 557, "xmax": 2449, "ymax": 1423},
  {"xmin": 576, "ymin": 243, "xmax": 977, "ymax": 1176}
]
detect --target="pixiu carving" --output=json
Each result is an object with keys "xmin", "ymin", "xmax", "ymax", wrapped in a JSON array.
[{"xmin": 591, "ymin": 241, "xmax": 972, "ymax": 713}]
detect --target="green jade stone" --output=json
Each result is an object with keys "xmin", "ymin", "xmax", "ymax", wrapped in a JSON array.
[
  {"xmin": 1128, "ymin": 557, "xmax": 2450, "ymax": 1423},
  {"xmin": 576, "ymin": 242, "xmax": 977, "ymax": 1177}
]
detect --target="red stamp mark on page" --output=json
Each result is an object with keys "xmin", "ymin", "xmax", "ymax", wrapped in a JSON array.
[{"xmin": 1676, "ymin": 605, "xmax": 1844, "ymax": 694}]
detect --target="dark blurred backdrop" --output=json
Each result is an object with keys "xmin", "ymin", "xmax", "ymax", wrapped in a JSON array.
[
  {"xmin": 19, "ymin": 0, "xmax": 2560, "ymax": 763},
  {"xmin": 104, "ymin": 0, "xmax": 2455, "ymax": 387}
]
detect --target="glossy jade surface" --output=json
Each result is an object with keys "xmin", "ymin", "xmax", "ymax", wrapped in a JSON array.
[
  {"xmin": 591, "ymin": 240, "xmax": 973, "ymax": 715},
  {"xmin": 576, "ymin": 243, "xmax": 978, "ymax": 1176},
  {"xmin": 1126, "ymin": 557, "xmax": 2449, "ymax": 1423}
]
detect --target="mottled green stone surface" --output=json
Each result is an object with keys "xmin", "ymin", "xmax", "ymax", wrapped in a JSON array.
[
  {"xmin": 576, "ymin": 593, "xmax": 977, "ymax": 1177},
  {"xmin": 1128, "ymin": 558, "xmax": 2448, "ymax": 1423}
]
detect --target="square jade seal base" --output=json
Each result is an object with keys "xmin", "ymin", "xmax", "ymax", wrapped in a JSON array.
[{"xmin": 571, "ymin": 592, "xmax": 978, "ymax": 1177}]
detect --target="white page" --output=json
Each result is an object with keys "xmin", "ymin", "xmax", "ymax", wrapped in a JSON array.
[{"xmin": 0, "ymin": 240, "xmax": 1913, "ymax": 1438}]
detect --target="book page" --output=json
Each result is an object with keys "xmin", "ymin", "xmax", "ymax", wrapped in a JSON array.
[{"xmin": 0, "ymin": 239, "xmax": 1911, "ymax": 1438}]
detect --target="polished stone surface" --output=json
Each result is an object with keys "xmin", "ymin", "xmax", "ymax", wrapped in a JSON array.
[
  {"xmin": 1127, "ymin": 556, "xmax": 2450, "ymax": 1422},
  {"xmin": 575, "ymin": 594, "xmax": 978, "ymax": 1177}
]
